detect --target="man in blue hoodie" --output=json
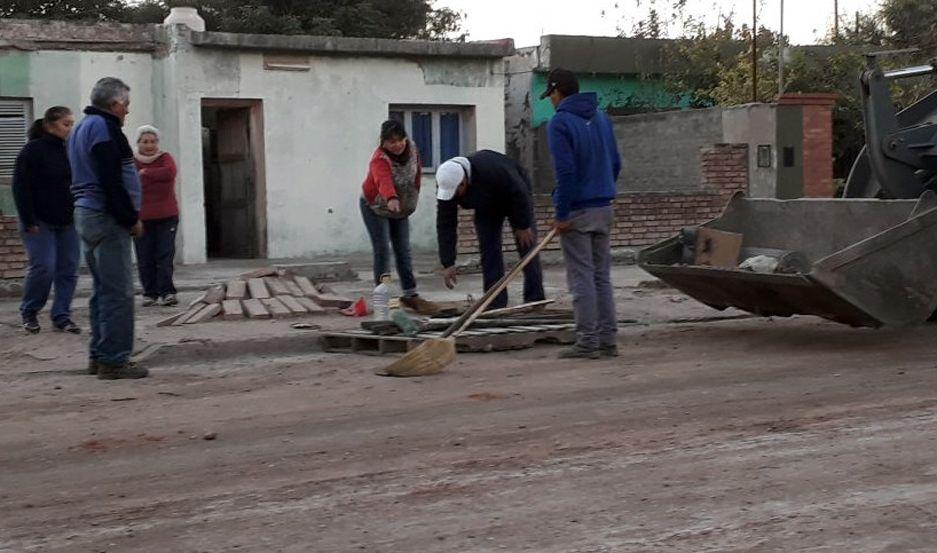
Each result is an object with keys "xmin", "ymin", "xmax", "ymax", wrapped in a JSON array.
[
  {"xmin": 544, "ymin": 68, "xmax": 622, "ymax": 359},
  {"xmin": 69, "ymin": 77, "xmax": 147, "ymax": 380}
]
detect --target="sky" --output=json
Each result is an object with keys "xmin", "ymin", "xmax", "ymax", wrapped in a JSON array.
[{"xmin": 436, "ymin": 0, "xmax": 883, "ymax": 48}]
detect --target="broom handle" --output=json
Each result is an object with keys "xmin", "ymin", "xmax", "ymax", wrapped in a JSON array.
[{"xmin": 442, "ymin": 227, "xmax": 558, "ymax": 338}]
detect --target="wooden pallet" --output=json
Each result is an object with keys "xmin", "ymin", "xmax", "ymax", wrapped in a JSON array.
[{"xmin": 320, "ymin": 323, "xmax": 577, "ymax": 355}]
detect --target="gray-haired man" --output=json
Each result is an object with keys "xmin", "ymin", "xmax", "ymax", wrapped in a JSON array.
[{"xmin": 68, "ymin": 77, "xmax": 147, "ymax": 379}]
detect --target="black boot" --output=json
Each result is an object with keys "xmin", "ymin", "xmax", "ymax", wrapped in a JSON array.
[
  {"xmin": 97, "ymin": 361, "xmax": 149, "ymax": 380},
  {"xmin": 22, "ymin": 312, "xmax": 40, "ymax": 334}
]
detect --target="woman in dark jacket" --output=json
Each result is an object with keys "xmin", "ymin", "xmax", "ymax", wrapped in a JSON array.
[
  {"xmin": 359, "ymin": 119, "xmax": 437, "ymax": 315},
  {"xmin": 12, "ymin": 106, "xmax": 80, "ymax": 334}
]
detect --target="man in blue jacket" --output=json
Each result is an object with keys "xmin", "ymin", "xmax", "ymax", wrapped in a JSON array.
[
  {"xmin": 69, "ymin": 77, "xmax": 147, "ymax": 380},
  {"xmin": 543, "ymin": 68, "xmax": 621, "ymax": 359}
]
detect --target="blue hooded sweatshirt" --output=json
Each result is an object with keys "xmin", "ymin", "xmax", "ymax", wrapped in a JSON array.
[{"xmin": 547, "ymin": 92, "xmax": 621, "ymax": 221}]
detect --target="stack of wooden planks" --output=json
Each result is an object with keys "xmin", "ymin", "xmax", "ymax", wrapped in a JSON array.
[{"xmin": 157, "ymin": 268, "xmax": 354, "ymax": 326}]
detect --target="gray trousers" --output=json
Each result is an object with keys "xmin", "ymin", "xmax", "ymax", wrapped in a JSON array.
[{"xmin": 560, "ymin": 205, "xmax": 617, "ymax": 349}]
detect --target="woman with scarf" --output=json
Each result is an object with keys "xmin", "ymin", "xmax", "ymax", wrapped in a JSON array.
[
  {"xmin": 13, "ymin": 106, "xmax": 80, "ymax": 334},
  {"xmin": 359, "ymin": 119, "xmax": 437, "ymax": 315},
  {"xmin": 133, "ymin": 125, "xmax": 179, "ymax": 307}
]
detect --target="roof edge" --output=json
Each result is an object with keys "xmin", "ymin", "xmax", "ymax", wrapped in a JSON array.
[
  {"xmin": 189, "ymin": 31, "xmax": 515, "ymax": 59},
  {"xmin": 0, "ymin": 18, "xmax": 159, "ymax": 51}
]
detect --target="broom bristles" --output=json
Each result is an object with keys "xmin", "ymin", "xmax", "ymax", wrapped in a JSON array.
[{"xmin": 376, "ymin": 337, "xmax": 456, "ymax": 377}]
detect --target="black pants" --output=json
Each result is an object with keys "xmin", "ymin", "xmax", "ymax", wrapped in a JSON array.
[
  {"xmin": 133, "ymin": 216, "xmax": 178, "ymax": 299},
  {"xmin": 474, "ymin": 211, "xmax": 545, "ymax": 310}
]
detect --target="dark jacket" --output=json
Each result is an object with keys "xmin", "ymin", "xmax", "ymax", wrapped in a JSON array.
[
  {"xmin": 67, "ymin": 106, "xmax": 141, "ymax": 229},
  {"xmin": 12, "ymin": 133, "xmax": 73, "ymax": 227},
  {"xmin": 436, "ymin": 150, "xmax": 534, "ymax": 268},
  {"xmin": 547, "ymin": 92, "xmax": 621, "ymax": 221}
]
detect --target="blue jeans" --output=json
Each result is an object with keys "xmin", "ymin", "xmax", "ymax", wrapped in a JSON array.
[
  {"xmin": 559, "ymin": 206, "xmax": 617, "ymax": 350},
  {"xmin": 474, "ymin": 211, "xmax": 545, "ymax": 310},
  {"xmin": 133, "ymin": 216, "xmax": 178, "ymax": 299},
  {"xmin": 19, "ymin": 221, "xmax": 80, "ymax": 324},
  {"xmin": 74, "ymin": 207, "xmax": 135, "ymax": 365},
  {"xmin": 359, "ymin": 196, "xmax": 417, "ymax": 296}
]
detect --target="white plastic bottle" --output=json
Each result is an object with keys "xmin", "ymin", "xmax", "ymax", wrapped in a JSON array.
[{"xmin": 372, "ymin": 274, "xmax": 392, "ymax": 321}]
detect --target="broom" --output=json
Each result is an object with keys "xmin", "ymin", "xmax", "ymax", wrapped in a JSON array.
[{"xmin": 376, "ymin": 227, "xmax": 558, "ymax": 377}]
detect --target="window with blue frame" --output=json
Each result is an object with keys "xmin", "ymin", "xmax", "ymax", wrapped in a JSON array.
[{"xmin": 387, "ymin": 106, "xmax": 470, "ymax": 172}]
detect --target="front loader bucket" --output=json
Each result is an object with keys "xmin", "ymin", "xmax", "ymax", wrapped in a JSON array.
[{"xmin": 638, "ymin": 191, "xmax": 937, "ymax": 327}]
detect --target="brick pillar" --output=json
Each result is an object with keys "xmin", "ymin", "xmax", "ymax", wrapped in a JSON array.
[
  {"xmin": 0, "ymin": 215, "xmax": 27, "ymax": 279},
  {"xmin": 778, "ymin": 93, "xmax": 838, "ymax": 198}
]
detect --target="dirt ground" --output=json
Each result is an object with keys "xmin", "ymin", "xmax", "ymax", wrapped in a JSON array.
[{"xmin": 2, "ymin": 264, "xmax": 937, "ymax": 552}]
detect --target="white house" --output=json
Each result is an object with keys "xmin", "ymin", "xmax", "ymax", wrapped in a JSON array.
[{"xmin": 0, "ymin": 13, "xmax": 513, "ymax": 263}]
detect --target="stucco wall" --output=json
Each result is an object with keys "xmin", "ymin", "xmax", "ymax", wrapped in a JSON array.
[
  {"xmin": 722, "ymin": 104, "xmax": 778, "ymax": 198},
  {"xmin": 157, "ymin": 32, "xmax": 505, "ymax": 262},
  {"xmin": 0, "ymin": 49, "xmax": 155, "ymax": 212},
  {"xmin": 1, "ymin": 30, "xmax": 506, "ymax": 263},
  {"xmin": 504, "ymin": 48, "xmax": 538, "ymax": 181}
]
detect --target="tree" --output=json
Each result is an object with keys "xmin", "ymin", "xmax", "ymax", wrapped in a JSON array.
[
  {"xmin": 657, "ymin": 17, "xmax": 743, "ymax": 108},
  {"xmin": 611, "ymin": 0, "xmax": 936, "ymax": 178},
  {"xmin": 0, "ymin": 0, "xmax": 127, "ymax": 19},
  {"xmin": 879, "ymin": 0, "xmax": 937, "ymax": 52},
  {"xmin": 0, "ymin": 0, "xmax": 464, "ymax": 40}
]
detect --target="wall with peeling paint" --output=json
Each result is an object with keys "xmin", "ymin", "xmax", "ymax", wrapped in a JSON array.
[{"xmin": 158, "ymin": 32, "xmax": 505, "ymax": 262}]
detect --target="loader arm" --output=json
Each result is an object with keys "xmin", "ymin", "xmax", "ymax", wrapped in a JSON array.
[{"xmin": 851, "ymin": 54, "xmax": 937, "ymax": 199}]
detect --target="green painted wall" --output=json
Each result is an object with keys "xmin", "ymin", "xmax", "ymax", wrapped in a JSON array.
[
  {"xmin": 531, "ymin": 72, "xmax": 684, "ymax": 128},
  {"xmin": 0, "ymin": 52, "xmax": 31, "ymax": 97},
  {"xmin": 0, "ymin": 52, "xmax": 30, "ymax": 215},
  {"xmin": 0, "ymin": 188, "xmax": 14, "ymax": 215}
]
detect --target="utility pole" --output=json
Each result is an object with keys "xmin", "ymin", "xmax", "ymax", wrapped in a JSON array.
[
  {"xmin": 752, "ymin": 0, "xmax": 758, "ymax": 102},
  {"xmin": 834, "ymin": 0, "xmax": 839, "ymax": 39},
  {"xmin": 778, "ymin": 0, "xmax": 785, "ymax": 97}
]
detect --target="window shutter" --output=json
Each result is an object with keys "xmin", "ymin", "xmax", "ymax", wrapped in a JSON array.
[
  {"xmin": 0, "ymin": 100, "xmax": 30, "ymax": 185},
  {"xmin": 440, "ymin": 112, "xmax": 461, "ymax": 162},
  {"xmin": 411, "ymin": 112, "xmax": 433, "ymax": 169}
]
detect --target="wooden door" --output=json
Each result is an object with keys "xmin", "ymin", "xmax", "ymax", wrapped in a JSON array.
[{"xmin": 215, "ymin": 108, "xmax": 256, "ymax": 257}]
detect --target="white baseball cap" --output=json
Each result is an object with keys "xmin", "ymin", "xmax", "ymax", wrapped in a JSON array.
[{"xmin": 436, "ymin": 158, "xmax": 469, "ymax": 201}]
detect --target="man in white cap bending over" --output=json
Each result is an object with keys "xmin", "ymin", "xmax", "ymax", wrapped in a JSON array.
[{"xmin": 435, "ymin": 151, "xmax": 545, "ymax": 310}]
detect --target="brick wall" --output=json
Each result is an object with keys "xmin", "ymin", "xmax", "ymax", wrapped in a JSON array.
[
  {"xmin": 456, "ymin": 143, "xmax": 749, "ymax": 255},
  {"xmin": 801, "ymin": 104, "xmax": 834, "ymax": 197},
  {"xmin": 778, "ymin": 93, "xmax": 838, "ymax": 198},
  {"xmin": 0, "ymin": 216, "xmax": 27, "ymax": 279}
]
